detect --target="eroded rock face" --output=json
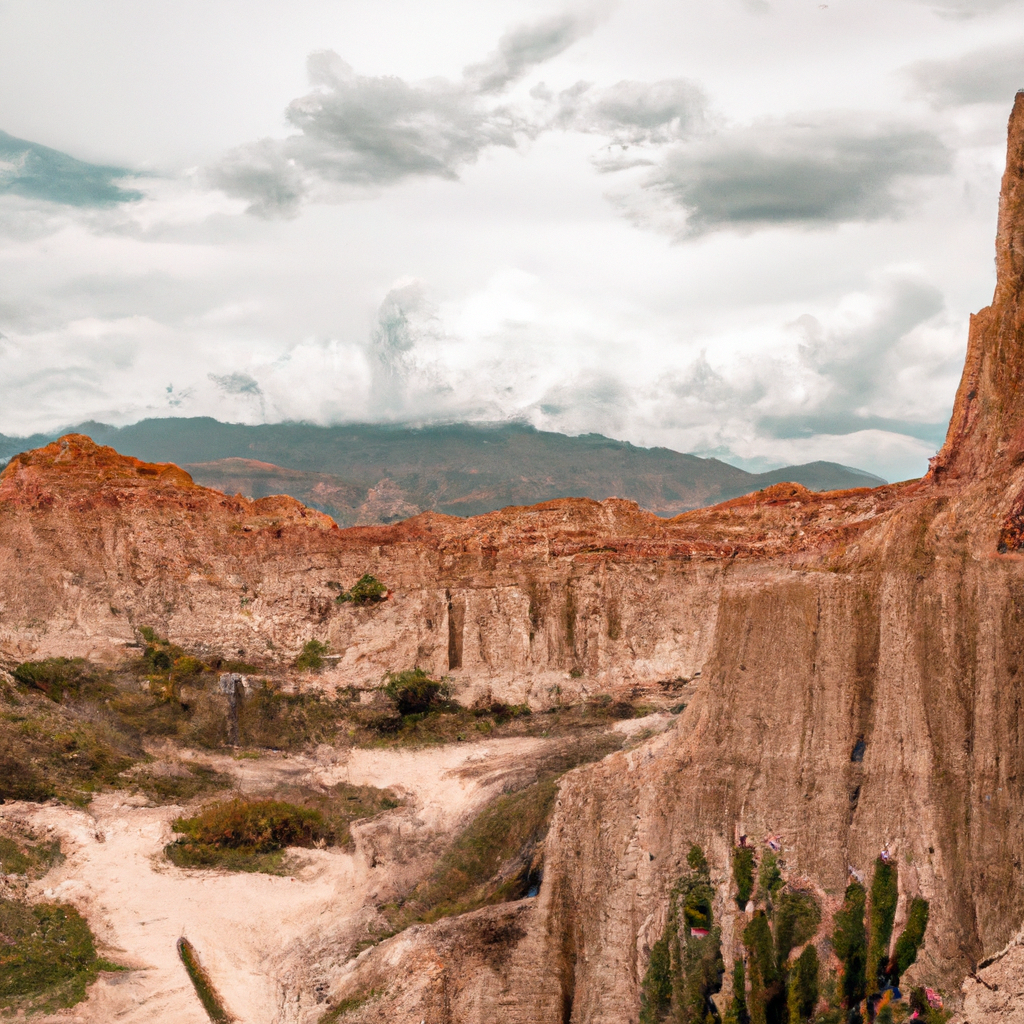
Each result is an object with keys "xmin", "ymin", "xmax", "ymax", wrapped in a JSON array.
[{"xmin": 5, "ymin": 96, "xmax": 1024, "ymax": 1024}]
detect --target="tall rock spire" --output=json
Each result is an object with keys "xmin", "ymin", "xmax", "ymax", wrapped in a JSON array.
[{"xmin": 931, "ymin": 92, "xmax": 1024, "ymax": 482}]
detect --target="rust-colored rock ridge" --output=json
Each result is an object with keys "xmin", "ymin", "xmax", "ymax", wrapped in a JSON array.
[{"xmin": 5, "ymin": 99, "xmax": 1024, "ymax": 1024}]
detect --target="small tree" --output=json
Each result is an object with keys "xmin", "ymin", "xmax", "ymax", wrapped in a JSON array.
[{"xmin": 757, "ymin": 851, "xmax": 784, "ymax": 909}]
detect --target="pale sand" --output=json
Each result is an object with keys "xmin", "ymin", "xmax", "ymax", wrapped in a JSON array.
[{"xmin": 0, "ymin": 737, "xmax": 549, "ymax": 1024}]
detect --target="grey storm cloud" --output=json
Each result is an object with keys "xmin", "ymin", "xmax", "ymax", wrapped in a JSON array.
[
  {"xmin": 908, "ymin": 43, "xmax": 1024, "ymax": 107},
  {"xmin": 646, "ymin": 118, "xmax": 953, "ymax": 235},
  {"xmin": 212, "ymin": 12, "xmax": 598, "ymax": 217},
  {"xmin": 554, "ymin": 78, "xmax": 708, "ymax": 146},
  {"xmin": 0, "ymin": 130, "xmax": 142, "ymax": 207}
]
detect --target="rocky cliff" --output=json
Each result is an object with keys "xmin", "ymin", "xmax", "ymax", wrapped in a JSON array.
[{"xmin": 4, "ymin": 96, "xmax": 1024, "ymax": 1024}]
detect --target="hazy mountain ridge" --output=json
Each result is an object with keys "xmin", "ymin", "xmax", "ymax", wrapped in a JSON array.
[{"xmin": 0, "ymin": 418, "xmax": 886, "ymax": 525}]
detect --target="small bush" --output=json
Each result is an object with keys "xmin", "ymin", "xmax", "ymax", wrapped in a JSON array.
[
  {"xmin": 336, "ymin": 574, "xmax": 387, "ymax": 606},
  {"xmin": 733, "ymin": 845, "xmax": 756, "ymax": 908},
  {"xmin": 167, "ymin": 798, "xmax": 329, "ymax": 871},
  {"xmin": 238, "ymin": 684, "xmax": 344, "ymax": 750},
  {"xmin": 166, "ymin": 785, "xmax": 400, "ymax": 872},
  {"xmin": 730, "ymin": 959, "xmax": 748, "ymax": 1024},
  {"xmin": 13, "ymin": 658, "xmax": 94, "ymax": 703},
  {"xmin": 295, "ymin": 640, "xmax": 329, "ymax": 672},
  {"xmin": 0, "ymin": 830, "xmax": 63, "ymax": 878},
  {"xmin": 757, "ymin": 851, "xmax": 783, "ymax": 905},
  {"xmin": 383, "ymin": 668, "xmax": 445, "ymax": 715},
  {"xmin": 640, "ymin": 916, "xmax": 674, "ymax": 1024}
]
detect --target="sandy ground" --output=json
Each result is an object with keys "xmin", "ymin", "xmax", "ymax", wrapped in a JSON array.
[{"xmin": 0, "ymin": 737, "xmax": 551, "ymax": 1024}]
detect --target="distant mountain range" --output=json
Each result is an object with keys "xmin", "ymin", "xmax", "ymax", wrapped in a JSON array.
[{"xmin": 0, "ymin": 418, "xmax": 887, "ymax": 525}]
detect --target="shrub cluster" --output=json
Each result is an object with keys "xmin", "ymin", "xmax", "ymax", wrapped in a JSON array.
[
  {"xmin": 335, "ymin": 574, "xmax": 388, "ymax": 606},
  {"xmin": 0, "ymin": 897, "xmax": 118, "ymax": 1013}
]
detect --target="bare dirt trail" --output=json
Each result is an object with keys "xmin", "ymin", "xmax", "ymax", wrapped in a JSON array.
[{"xmin": 0, "ymin": 736, "xmax": 551, "ymax": 1024}]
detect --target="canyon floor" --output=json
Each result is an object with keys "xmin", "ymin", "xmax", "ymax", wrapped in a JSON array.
[{"xmin": 1, "ymin": 717, "xmax": 663, "ymax": 1024}]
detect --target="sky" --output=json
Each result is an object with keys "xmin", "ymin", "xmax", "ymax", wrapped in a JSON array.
[{"xmin": 1, "ymin": 0, "xmax": 1023, "ymax": 481}]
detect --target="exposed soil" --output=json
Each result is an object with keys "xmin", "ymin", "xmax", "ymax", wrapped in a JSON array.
[{"xmin": 0, "ymin": 734, "xmax": 562, "ymax": 1024}]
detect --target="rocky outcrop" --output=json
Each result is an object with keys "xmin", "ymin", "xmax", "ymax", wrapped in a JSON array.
[{"xmin": 4, "ymin": 97, "xmax": 1024, "ymax": 1024}]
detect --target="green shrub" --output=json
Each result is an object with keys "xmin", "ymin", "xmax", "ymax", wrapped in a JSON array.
[
  {"xmin": 744, "ymin": 911, "xmax": 778, "ymax": 989},
  {"xmin": 167, "ymin": 797, "xmax": 330, "ymax": 871},
  {"xmin": 295, "ymin": 640, "xmax": 329, "ymax": 672},
  {"xmin": 734, "ymin": 845, "xmax": 756, "ymax": 908},
  {"xmin": 892, "ymin": 898, "xmax": 929, "ymax": 981},
  {"xmin": 682, "ymin": 877, "xmax": 714, "ymax": 932},
  {"xmin": 13, "ymin": 658, "xmax": 94, "ymax": 703},
  {"xmin": 336, "ymin": 574, "xmax": 387, "ymax": 606},
  {"xmin": 383, "ymin": 668, "xmax": 445, "ymax": 715},
  {"xmin": 238, "ymin": 684, "xmax": 343, "ymax": 750},
  {"xmin": 869, "ymin": 857, "xmax": 899, "ymax": 990},
  {"xmin": 678, "ymin": 928, "xmax": 724, "ymax": 1024},
  {"xmin": 832, "ymin": 882, "xmax": 867, "ymax": 1009},
  {"xmin": 0, "ymin": 831, "xmax": 63, "ymax": 878}
]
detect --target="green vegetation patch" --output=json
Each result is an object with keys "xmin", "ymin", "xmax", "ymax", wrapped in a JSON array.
[
  {"xmin": 295, "ymin": 640, "xmax": 330, "ymax": 672},
  {"xmin": 130, "ymin": 762, "xmax": 234, "ymax": 805},
  {"xmin": 13, "ymin": 658, "xmax": 96, "ymax": 703},
  {"xmin": 0, "ymin": 827, "xmax": 63, "ymax": 878},
  {"xmin": 177, "ymin": 937, "xmax": 233, "ymax": 1023},
  {"xmin": 0, "ymin": 683, "xmax": 138, "ymax": 805},
  {"xmin": 166, "ymin": 784, "xmax": 401, "ymax": 873},
  {"xmin": 384, "ymin": 778, "xmax": 557, "ymax": 931},
  {"xmin": 0, "ymin": 897, "xmax": 120, "ymax": 1014},
  {"xmin": 640, "ymin": 851, "xmax": 724, "ymax": 1024},
  {"xmin": 318, "ymin": 988, "xmax": 382, "ymax": 1023},
  {"xmin": 335, "ymin": 574, "xmax": 388, "ymax": 606},
  {"xmin": 733, "ymin": 844, "xmax": 755, "ymax": 908}
]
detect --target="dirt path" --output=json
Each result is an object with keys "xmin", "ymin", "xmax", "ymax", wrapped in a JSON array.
[{"xmin": 1, "ymin": 736, "xmax": 550, "ymax": 1024}]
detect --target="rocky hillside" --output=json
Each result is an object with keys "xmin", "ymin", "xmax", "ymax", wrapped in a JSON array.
[
  {"xmin": 0, "ymin": 418, "xmax": 885, "ymax": 524},
  {"xmin": 4, "ymin": 94, "xmax": 1024, "ymax": 1024}
]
